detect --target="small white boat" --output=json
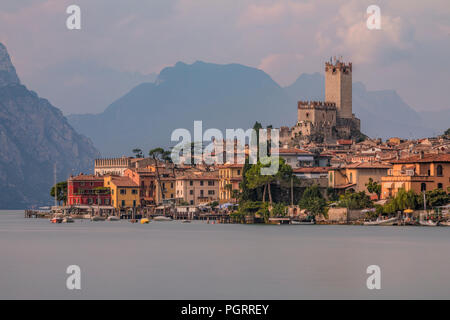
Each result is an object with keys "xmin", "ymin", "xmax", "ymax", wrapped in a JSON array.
[
  {"xmin": 91, "ymin": 216, "xmax": 106, "ymax": 221},
  {"xmin": 439, "ymin": 221, "xmax": 450, "ymax": 226},
  {"xmin": 107, "ymin": 216, "xmax": 120, "ymax": 221},
  {"xmin": 364, "ymin": 217, "xmax": 398, "ymax": 226},
  {"xmin": 419, "ymin": 219, "xmax": 438, "ymax": 227},
  {"xmin": 291, "ymin": 220, "xmax": 315, "ymax": 225},
  {"xmin": 62, "ymin": 217, "xmax": 74, "ymax": 223},
  {"xmin": 153, "ymin": 216, "xmax": 173, "ymax": 221},
  {"xmin": 181, "ymin": 220, "xmax": 191, "ymax": 223}
]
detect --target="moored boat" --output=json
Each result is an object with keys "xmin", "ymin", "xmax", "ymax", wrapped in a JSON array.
[
  {"xmin": 291, "ymin": 220, "xmax": 315, "ymax": 225},
  {"xmin": 439, "ymin": 221, "xmax": 450, "ymax": 226},
  {"xmin": 153, "ymin": 216, "xmax": 173, "ymax": 221},
  {"xmin": 62, "ymin": 217, "xmax": 74, "ymax": 223},
  {"xmin": 50, "ymin": 217, "xmax": 63, "ymax": 224},
  {"xmin": 91, "ymin": 216, "xmax": 106, "ymax": 221},
  {"xmin": 107, "ymin": 216, "xmax": 120, "ymax": 221},
  {"xmin": 419, "ymin": 219, "xmax": 438, "ymax": 227},
  {"xmin": 364, "ymin": 217, "xmax": 398, "ymax": 226},
  {"xmin": 140, "ymin": 218, "xmax": 150, "ymax": 224}
]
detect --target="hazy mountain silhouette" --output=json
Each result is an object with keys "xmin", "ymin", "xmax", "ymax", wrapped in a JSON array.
[
  {"xmin": 68, "ymin": 61, "xmax": 438, "ymax": 156},
  {"xmin": 0, "ymin": 43, "xmax": 99, "ymax": 209}
]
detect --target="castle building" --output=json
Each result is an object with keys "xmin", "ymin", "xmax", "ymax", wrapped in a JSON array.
[{"xmin": 281, "ymin": 59, "xmax": 362, "ymax": 147}]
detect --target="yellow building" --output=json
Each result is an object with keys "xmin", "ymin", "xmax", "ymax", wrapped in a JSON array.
[
  {"xmin": 328, "ymin": 162, "xmax": 392, "ymax": 197},
  {"xmin": 218, "ymin": 164, "xmax": 243, "ymax": 203},
  {"xmin": 104, "ymin": 176, "xmax": 140, "ymax": 208},
  {"xmin": 155, "ymin": 176, "xmax": 176, "ymax": 204},
  {"xmin": 381, "ymin": 153, "xmax": 450, "ymax": 199}
]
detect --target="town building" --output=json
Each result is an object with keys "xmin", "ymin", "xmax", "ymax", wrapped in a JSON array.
[
  {"xmin": 94, "ymin": 157, "xmax": 157, "ymax": 176},
  {"xmin": 67, "ymin": 174, "xmax": 111, "ymax": 206},
  {"xmin": 176, "ymin": 171, "xmax": 219, "ymax": 205},
  {"xmin": 104, "ymin": 175, "xmax": 140, "ymax": 208},
  {"xmin": 329, "ymin": 162, "xmax": 392, "ymax": 197},
  {"xmin": 124, "ymin": 168, "xmax": 157, "ymax": 206},
  {"xmin": 218, "ymin": 164, "xmax": 243, "ymax": 203},
  {"xmin": 381, "ymin": 153, "xmax": 450, "ymax": 199}
]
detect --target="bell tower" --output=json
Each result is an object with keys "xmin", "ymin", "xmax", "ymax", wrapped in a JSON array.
[{"xmin": 325, "ymin": 58, "xmax": 352, "ymax": 119}]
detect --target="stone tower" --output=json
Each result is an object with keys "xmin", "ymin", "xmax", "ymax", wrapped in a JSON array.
[{"xmin": 325, "ymin": 59, "xmax": 352, "ymax": 119}]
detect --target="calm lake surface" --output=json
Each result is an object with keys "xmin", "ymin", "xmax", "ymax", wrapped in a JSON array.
[{"xmin": 0, "ymin": 210, "xmax": 449, "ymax": 299}]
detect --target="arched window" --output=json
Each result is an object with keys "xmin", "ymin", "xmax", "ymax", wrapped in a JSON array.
[
  {"xmin": 421, "ymin": 183, "xmax": 427, "ymax": 192},
  {"xmin": 436, "ymin": 165, "xmax": 443, "ymax": 177}
]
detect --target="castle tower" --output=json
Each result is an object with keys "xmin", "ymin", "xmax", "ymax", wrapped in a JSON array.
[{"xmin": 325, "ymin": 59, "xmax": 352, "ymax": 119}]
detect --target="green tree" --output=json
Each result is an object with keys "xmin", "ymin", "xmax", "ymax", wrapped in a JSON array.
[
  {"xmin": 299, "ymin": 185, "xmax": 327, "ymax": 217},
  {"xmin": 444, "ymin": 128, "xmax": 450, "ymax": 137},
  {"xmin": 338, "ymin": 190, "xmax": 373, "ymax": 210},
  {"xmin": 245, "ymin": 157, "xmax": 292, "ymax": 206},
  {"xmin": 132, "ymin": 148, "xmax": 143, "ymax": 158},
  {"xmin": 365, "ymin": 178, "xmax": 381, "ymax": 200},
  {"xmin": 50, "ymin": 181, "xmax": 68, "ymax": 205}
]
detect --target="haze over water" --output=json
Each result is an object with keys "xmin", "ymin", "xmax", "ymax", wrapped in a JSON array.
[{"xmin": 0, "ymin": 210, "xmax": 449, "ymax": 299}]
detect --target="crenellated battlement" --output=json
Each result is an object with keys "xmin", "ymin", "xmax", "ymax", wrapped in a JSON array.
[
  {"xmin": 325, "ymin": 59, "xmax": 352, "ymax": 73},
  {"xmin": 298, "ymin": 100, "xmax": 336, "ymax": 109}
]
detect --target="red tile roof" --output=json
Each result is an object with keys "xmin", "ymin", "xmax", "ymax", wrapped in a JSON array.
[
  {"xmin": 276, "ymin": 148, "xmax": 313, "ymax": 155},
  {"xmin": 293, "ymin": 167, "xmax": 331, "ymax": 173},
  {"xmin": 69, "ymin": 174, "xmax": 103, "ymax": 181},
  {"xmin": 110, "ymin": 176, "xmax": 138, "ymax": 187},
  {"xmin": 390, "ymin": 153, "xmax": 450, "ymax": 164}
]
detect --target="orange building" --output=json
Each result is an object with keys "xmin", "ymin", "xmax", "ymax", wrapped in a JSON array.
[
  {"xmin": 218, "ymin": 164, "xmax": 243, "ymax": 203},
  {"xmin": 381, "ymin": 153, "xmax": 450, "ymax": 199}
]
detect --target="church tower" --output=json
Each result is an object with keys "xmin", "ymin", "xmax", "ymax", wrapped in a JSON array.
[{"xmin": 325, "ymin": 58, "xmax": 352, "ymax": 119}]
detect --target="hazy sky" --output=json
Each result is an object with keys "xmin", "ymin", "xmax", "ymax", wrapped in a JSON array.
[{"xmin": 0, "ymin": 0, "xmax": 449, "ymax": 114}]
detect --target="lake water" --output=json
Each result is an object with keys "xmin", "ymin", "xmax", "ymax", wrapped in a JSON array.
[{"xmin": 0, "ymin": 210, "xmax": 449, "ymax": 299}]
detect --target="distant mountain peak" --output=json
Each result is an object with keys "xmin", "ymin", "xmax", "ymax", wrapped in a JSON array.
[{"xmin": 0, "ymin": 43, "xmax": 20, "ymax": 87}]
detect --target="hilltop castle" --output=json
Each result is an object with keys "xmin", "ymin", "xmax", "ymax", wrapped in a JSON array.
[{"xmin": 280, "ymin": 59, "xmax": 362, "ymax": 146}]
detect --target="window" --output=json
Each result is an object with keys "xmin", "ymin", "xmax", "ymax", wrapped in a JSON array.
[
  {"xmin": 438, "ymin": 183, "xmax": 443, "ymax": 189},
  {"xmin": 437, "ymin": 165, "xmax": 443, "ymax": 177},
  {"xmin": 200, "ymin": 181, "xmax": 204, "ymax": 186},
  {"xmin": 171, "ymin": 194, "xmax": 174, "ymax": 198},
  {"xmin": 88, "ymin": 198, "xmax": 93, "ymax": 204},
  {"xmin": 208, "ymin": 190, "xmax": 215, "ymax": 195},
  {"xmin": 200, "ymin": 190, "xmax": 204, "ymax": 196},
  {"xmin": 349, "ymin": 172, "xmax": 353, "ymax": 183},
  {"xmin": 111, "ymin": 189, "xmax": 114, "ymax": 195},
  {"xmin": 163, "ymin": 182, "xmax": 166, "ymax": 188},
  {"xmin": 133, "ymin": 200, "xmax": 136, "ymax": 207},
  {"xmin": 237, "ymin": 170, "xmax": 241, "ymax": 175},
  {"xmin": 208, "ymin": 181, "xmax": 214, "ymax": 186},
  {"xmin": 121, "ymin": 200, "xmax": 125, "ymax": 207},
  {"xmin": 189, "ymin": 190, "xmax": 193, "ymax": 195},
  {"xmin": 171, "ymin": 183, "xmax": 174, "ymax": 188},
  {"xmin": 421, "ymin": 183, "xmax": 427, "ymax": 192},
  {"xmin": 329, "ymin": 172, "xmax": 333, "ymax": 183},
  {"xmin": 190, "ymin": 200, "xmax": 194, "ymax": 205},
  {"xmin": 120, "ymin": 189, "xmax": 126, "ymax": 195},
  {"xmin": 131, "ymin": 189, "xmax": 137, "ymax": 195},
  {"xmin": 105, "ymin": 199, "xmax": 110, "ymax": 205},
  {"xmin": 189, "ymin": 180, "xmax": 193, "ymax": 186}
]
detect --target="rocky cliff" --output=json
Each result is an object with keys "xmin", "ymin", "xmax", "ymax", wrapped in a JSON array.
[{"xmin": 0, "ymin": 43, "xmax": 99, "ymax": 209}]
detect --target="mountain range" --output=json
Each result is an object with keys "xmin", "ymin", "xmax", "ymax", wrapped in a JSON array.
[
  {"xmin": 68, "ymin": 61, "xmax": 443, "ymax": 156},
  {"xmin": 0, "ymin": 43, "xmax": 99, "ymax": 209}
]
